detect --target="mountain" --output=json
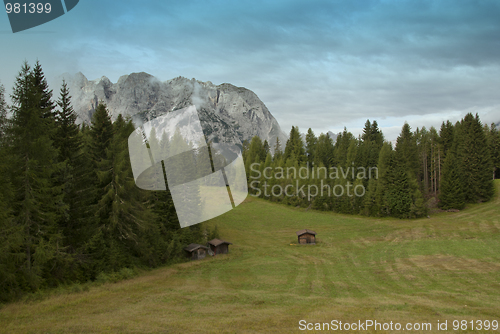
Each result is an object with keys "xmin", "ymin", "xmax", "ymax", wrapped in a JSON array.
[
  {"xmin": 327, "ymin": 131, "xmax": 338, "ymax": 143},
  {"xmin": 61, "ymin": 72, "xmax": 287, "ymax": 151}
]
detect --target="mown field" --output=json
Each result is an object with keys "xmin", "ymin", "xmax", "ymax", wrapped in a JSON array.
[{"xmin": 1, "ymin": 181, "xmax": 499, "ymax": 333}]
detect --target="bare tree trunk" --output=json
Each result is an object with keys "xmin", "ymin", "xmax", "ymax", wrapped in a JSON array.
[
  {"xmin": 430, "ymin": 143, "xmax": 434, "ymax": 194},
  {"xmin": 438, "ymin": 148, "xmax": 441, "ymax": 195},
  {"xmin": 434, "ymin": 144, "xmax": 437, "ymax": 198}
]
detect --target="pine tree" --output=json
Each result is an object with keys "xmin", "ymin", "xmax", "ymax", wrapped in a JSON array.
[
  {"xmin": 458, "ymin": 113, "xmax": 494, "ymax": 202},
  {"xmin": 273, "ymin": 137, "xmax": 282, "ymax": 160},
  {"xmin": 485, "ymin": 123, "xmax": 500, "ymax": 179},
  {"xmin": 427, "ymin": 126, "xmax": 441, "ymax": 197},
  {"xmin": 373, "ymin": 142, "xmax": 393, "ymax": 216},
  {"xmin": 8, "ymin": 61, "xmax": 65, "ymax": 290},
  {"xmin": 415, "ymin": 126, "xmax": 430, "ymax": 195},
  {"xmin": 89, "ymin": 103, "xmax": 114, "ymax": 164},
  {"xmin": 244, "ymin": 136, "xmax": 264, "ymax": 177},
  {"xmin": 67, "ymin": 122, "xmax": 97, "ymax": 251},
  {"xmin": 80, "ymin": 102, "xmax": 115, "ymax": 277},
  {"xmin": 107, "ymin": 116, "xmax": 155, "ymax": 262},
  {"xmin": 439, "ymin": 120, "xmax": 454, "ymax": 157},
  {"xmin": 314, "ymin": 132, "xmax": 335, "ymax": 168},
  {"xmin": 439, "ymin": 147, "xmax": 465, "ymax": 210},
  {"xmin": 90, "ymin": 102, "xmax": 114, "ymax": 224},
  {"xmin": 389, "ymin": 124, "xmax": 426, "ymax": 218},
  {"xmin": 0, "ymin": 147, "xmax": 23, "ymax": 300},
  {"xmin": 54, "ymin": 80, "xmax": 80, "ymax": 162},
  {"xmin": 395, "ymin": 123, "xmax": 419, "ymax": 177},
  {"xmin": 0, "ymin": 82, "xmax": 9, "ymax": 142},
  {"xmin": 333, "ymin": 127, "xmax": 355, "ymax": 167},
  {"xmin": 32, "ymin": 61, "xmax": 56, "ymax": 124},
  {"xmin": 283, "ymin": 126, "xmax": 306, "ymax": 164},
  {"xmin": 0, "ymin": 83, "xmax": 24, "ymax": 300},
  {"xmin": 386, "ymin": 158, "xmax": 413, "ymax": 218},
  {"xmin": 305, "ymin": 128, "xmax": 317, "ymax": 167},
  {"xmin": 262, "ymin": 139, "xmax": 270, "ymax": 159},
  {"xmin": 53, "ymin": 80, "xmax": 84, "ymax": 249}
]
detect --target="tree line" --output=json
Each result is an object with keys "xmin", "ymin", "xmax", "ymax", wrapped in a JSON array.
[
  {"xmin": 243, "ymin": 116, "xmax": 499, "ymax": 217},
  {"xmin": 1, "ymin": 61, "xmax": 498, "ymax": 301},
  {"xmin": 0, "ymin": 62, "xmax": 218, "ymax": 302}
]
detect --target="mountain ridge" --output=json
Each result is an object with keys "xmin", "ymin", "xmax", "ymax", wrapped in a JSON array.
[{"xmin": 61, "ymin": 72, "xmax": 288, "ymax": 151}]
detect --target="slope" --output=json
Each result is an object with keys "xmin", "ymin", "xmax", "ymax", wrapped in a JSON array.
[{"xmin": 1, "ymin": 181, "xmax": 499, "ymax": 333}]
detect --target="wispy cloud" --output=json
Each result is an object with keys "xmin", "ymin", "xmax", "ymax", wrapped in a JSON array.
[{"xmin": 2, "ymin": 0, "xmax": 500, "ymax": 140}]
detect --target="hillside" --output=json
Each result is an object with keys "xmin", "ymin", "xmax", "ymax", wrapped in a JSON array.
[{"xmin": 1, "ymin": 181, "xmax": 499, "ymax": 333}]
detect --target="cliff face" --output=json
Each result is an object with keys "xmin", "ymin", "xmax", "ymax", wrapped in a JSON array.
[{"xmin": 63, "ymin": 72, "xmax": 287, "ymax": 150}]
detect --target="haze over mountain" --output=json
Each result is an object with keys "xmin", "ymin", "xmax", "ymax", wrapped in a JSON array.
[{"xmin": 61, "ymin": 72, "xmax": 287, "ymax": 151}]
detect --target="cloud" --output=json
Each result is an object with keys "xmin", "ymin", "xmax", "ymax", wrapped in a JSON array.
[{"xmin": 2, "ymin": 0, "xmax": 500, "ymax": 141}]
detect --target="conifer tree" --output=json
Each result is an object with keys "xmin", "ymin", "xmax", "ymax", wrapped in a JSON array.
[
  {"xmin": 485, "ymin": 123, "xmax": 500, "ymax": 179},
  {"xmin": 245, "ymin": 136, "xmax": 264, "ymax": 177},
  {"xmin": 80, "ymin": 102, "xmax": 115, "ymax": 276},
  {"xmin": 54, "ymin": 80, "xmax": 80, "ymax": 162},
  {"xmin": 273, "ymin": 137, "xmax": 282, "ymax": 160},
  {"xmin": 439, "ymin": 120, "xmax": 454, "ymax": 157},
  {"xmin": 389, "ymin": 124, "xmax": 426, "ymax": 218},
  {"xmin": 373, "ymin": 142, "xmax": 393, "ymax": 215},
  {"xmin": 305, "ymin": 128, "xmax": 317, "ymax": 167},
  {"xmin": 52, "ymin": 80, "xmax": 84, "ymax": 247},
  {"xmin": 32, "ymin": 61, "xmax": 56, "ymax": 124},
  {"xmin": 314, "ymin": 132, "xmax": 334, "ymax": 168},
  {"xmin": 67, "ymin": 121, "xmax": 97, "ymax": 250},
  {"xmin": 8, "ymin": 61, "xmax": 65, "ymax": 289},
  {"xmin": 283, "ymin": 126, "xmax": 306, "ymax": 164},
  {"xmin": 0, "ymin": 147, "xmax": 23, "ymax": 300},
  {"xmin": 458, "ymin": 113, "xmax": 494, "ymax": 202},
  {"xmin": 395, "ymin": 123, "xmax": 419, "ymax": 177},
  {"xmin": 262, "ymin": 139, "xmax": 270, "ymax": 159},
  {"xmin": 0, "ymin": 81, "xmax": 24, "ymax": 300},
  {"xmin": 415, "ymin": 126, "xmax": 431, "ymax": 195},
  {"xmin": 106, "ymin": 116, "xmax": 155, "ymax": 264},
  {"xmin": 439, "ymin": 146, "xmax": 465, "ymax": 210},
  {"xmin": 333, "ymin": 127, "xmax": 355, "ymax": 167},
  {"xmin": 0, "ymin": 83, "xmax": 8, "ymax": 141}
]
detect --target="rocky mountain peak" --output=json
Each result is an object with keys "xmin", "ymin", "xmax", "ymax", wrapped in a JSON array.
[{"xmin": 60, "ymin": 72, "xmax": 287, "ymax": 151}]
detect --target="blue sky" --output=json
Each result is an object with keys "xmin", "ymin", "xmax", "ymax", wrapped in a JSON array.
[{"xmin": 1, "ymin": 0, "xmax": 500, "ymax": 141}]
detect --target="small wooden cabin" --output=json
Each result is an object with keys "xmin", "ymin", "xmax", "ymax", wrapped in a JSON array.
[
  {"xmin": 208, "ymin": 238, "xmax": 232, "ymax": 255},
  {"xmin": 296, "ymin": 229, "xmax": 316, "ymax": 244},
  {"xmin": 184, "ymin": 243, "xmax": 209, "ymax": 260}
]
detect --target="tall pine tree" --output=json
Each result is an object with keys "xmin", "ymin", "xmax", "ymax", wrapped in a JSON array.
[
  {"xmin": 8, "ymin": 61, "xmax": 65, "ymax": 289},
  {"xmin": 458, "ymin": 113, "xmax": 494, "ymax": 203}
]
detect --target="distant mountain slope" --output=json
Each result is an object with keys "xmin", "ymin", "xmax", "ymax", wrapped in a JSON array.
[{"xmin": 62, "ymin": 72, "xmax": 287, "ymax": 150}]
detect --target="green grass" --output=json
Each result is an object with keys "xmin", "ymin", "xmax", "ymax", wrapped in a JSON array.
[{"xmin": 1, "ymin": 181, "xmax": 500, "ymax": 333}]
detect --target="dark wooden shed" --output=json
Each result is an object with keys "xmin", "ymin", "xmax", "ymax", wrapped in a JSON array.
[
  {"xmin": 208, "ymin": 238, "xmax": 232, "ymax": 255},
  {"xmin": 296, "ymin": 229, "xmax": 316, "ymax": 244},
  {"xmin": 184, "ymin": 243, "xmax": 209, "ymax": 260}
]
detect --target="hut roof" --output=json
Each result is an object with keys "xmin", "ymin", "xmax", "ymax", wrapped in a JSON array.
[
  {"xmin": 208, "ymin": 238, "xmax": 232, "ymax": 247},
  {"xmin": 184, "ymin": 243, "xmax": 208, "ymax": 252},
  {"xmin": 296, "ymin": 229, "xmax": 317, "ymax": 236}
]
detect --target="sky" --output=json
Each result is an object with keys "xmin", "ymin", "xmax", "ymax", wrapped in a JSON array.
[{"xmin": 1, "ymin": 0, "xmax": 500, "ymax": 141}]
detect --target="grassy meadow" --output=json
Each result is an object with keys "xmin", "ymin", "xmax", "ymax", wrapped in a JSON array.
[{"xmin": 1, "ymin": 181, "xmax": 499, "ymax": 333}]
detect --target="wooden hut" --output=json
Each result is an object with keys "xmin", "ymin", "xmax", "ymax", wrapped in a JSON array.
[
  {"xmin": 208, "ymin": 238, "xmax": 232, "ymax": 255},
  {"xmin": 296, "ymin": 229, "xmax": 316, "ymax": 244},
  {"xmin": 184, "ymin": 243, "xmax": 209, "ymax": 260}
]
